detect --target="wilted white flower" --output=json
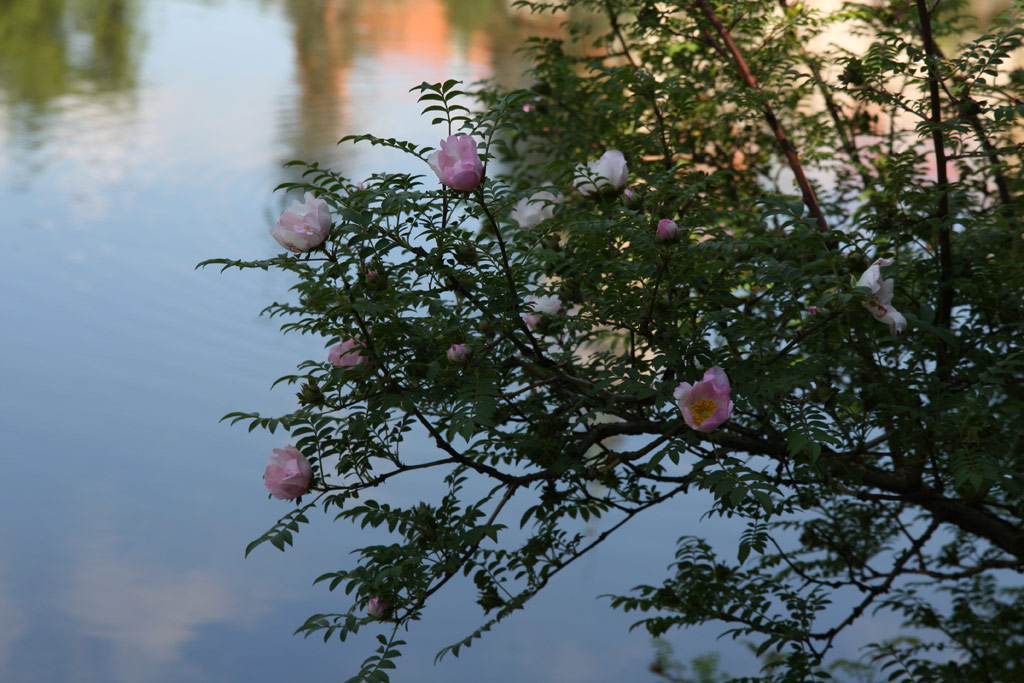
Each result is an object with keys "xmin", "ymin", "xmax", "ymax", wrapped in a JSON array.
[{"xmin": 856, "ymin": 258, "xmax": 907, "ymax": 336}]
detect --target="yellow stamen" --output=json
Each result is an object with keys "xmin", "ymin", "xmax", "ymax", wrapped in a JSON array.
[
  {"xmin": 302, "ymin": 224, "xmax": 314, "ymax": 233},
  {"xmin": 690, "ymin": 398, "xmax": 717, "ymax": 425}
]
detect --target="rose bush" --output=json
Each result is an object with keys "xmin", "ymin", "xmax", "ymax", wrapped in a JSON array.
[{"xmin": 204, "ymin": 2, "xmax": 1024, "ymax": 681}]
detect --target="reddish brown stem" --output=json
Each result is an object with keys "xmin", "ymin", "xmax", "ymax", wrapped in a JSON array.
[{"xmin": 694, "ymin": 0, "xmax": 830, "ymax": 233}]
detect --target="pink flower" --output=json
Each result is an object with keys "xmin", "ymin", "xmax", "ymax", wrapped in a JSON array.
[
  {"xmin": 808, "ymin": 305, "xmax": 821, "ymax": 316},
  {"xmin": 329, "ymin": 338, "xmax": 369, "ymax": 368},
  {"xmin": 510, "ymin": 191, "xmax": 561, "ymax": 229},
  {"xmin": 523, "ymin": 294, "xmax": 562, "ymax": 330},
  {"xmin": 674, "ymin": 366, "xmax": 734, "ymax": 433},
  {"xmin": 657, "ymin": 219, "xmax": 679, "ymax": 240},
  {"xmin": 573, "ymin": 150, "xmax": 628, "ymax": 196},
  {"xmin": 427, "ymin": 135, "xmax": 484, "ymax": 192},
  {"xmin": 447, "ymin": 343, "xmax": 468, "ymax": 362},
  {"xmin": 856, "ymin": 258, "xmax": 907, "ymax": 336},
  {"xmin": 623, "ymin": 188, "xmax": 633, "ymax": 200},
  {"xmin": 264, "ymin": 445, "xmax": 313, "ymax": 500},
  {"xmin": 367, "ymin": 597, "xmax": 388, "ymax": 619},
  {"xmin": 270, "ymin": 192, "xmax": 332, "ymax": 253}
]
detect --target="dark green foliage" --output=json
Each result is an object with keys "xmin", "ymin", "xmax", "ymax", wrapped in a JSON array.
[{"xmin": 202, "ymin": 0, "xmax": 1024, "ymax": 680}]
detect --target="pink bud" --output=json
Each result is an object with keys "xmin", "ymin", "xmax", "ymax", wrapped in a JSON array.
[
  {"xmin": 623, "ymin": 188, "xmax": 633, "ymax": 199},
  {"xmin": 808, "ymin": 306, "xmax": 821, "ymax": 316},
  {"xmin": 657, "ymin": 219, "xmax": 679, "ymax": 240},
  {"xmin": 367, "ymin": 270, "xmax": 378, "ymax": 282},
  {"xmin": 427, "ymin": 135, "xmax": 484, "ymax": 192},
  {"xmin": 264, "ymin": 445, "xmax": 313, "ymax": 500},
  {"xmin": 367, "ymin": 597, "xmax": 388, "ymax": 619},
  {"xmin": 447, "ymin": 343, "xmax": 468, "ymax": 362}
]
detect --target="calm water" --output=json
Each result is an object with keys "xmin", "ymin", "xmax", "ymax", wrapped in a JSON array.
[{"xmin": 0, "ymin": 1, "xmax": 909, "ymax": 681}]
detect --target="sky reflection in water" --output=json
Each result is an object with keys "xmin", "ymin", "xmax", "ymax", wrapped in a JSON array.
[{"xmin": 0, "ymin": 0, "xmax": 881, "ymax": 680}]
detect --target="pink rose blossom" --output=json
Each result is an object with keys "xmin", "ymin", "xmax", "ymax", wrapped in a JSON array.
[
  {"xmin": 269, "ymin": 192, "xmax": 332, "ymax": 253},
  {"xmin": 523, "ymin": 294, "xmax": 562, "ymax": 330},
  {"xmin": 674, "ymin": 366, "xmax": 734, "ymax": 433},
  {"xmin": 856, "ymin": 258, "xmax": 907, "ymax": 336},
  {"xmin": 264, "ymin": 445, "xmax": 313, "ymax": 500},
  {"xmin": 367, "ymin": 597, "xmax": 388, "ymax": 619},
  {"xmin": 573, "ymin": 150, "xmax": 628, "ymax": 196},
  {"xmin": 329, "ymin": 338, "xmax": 369, "ymax": 368},
  {"xmin": 657, "ymin": 219, "xmax": 679, "ymax": 240},
  {"xmin": 427, "ymin": 135, "xmax": 484, "ymax": 192},
  {"xmin": 447, "ymin": 343, "xmax": 468, "ymax": 362}
]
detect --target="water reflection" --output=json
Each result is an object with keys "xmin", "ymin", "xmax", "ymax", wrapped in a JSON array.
[
  {"xmin": 275, "ymin": 0, "xmax": 527, "ymax": 175},
  {"xmin": 0, "ymin": 0, "xmax": 140, "ymax": 132}
]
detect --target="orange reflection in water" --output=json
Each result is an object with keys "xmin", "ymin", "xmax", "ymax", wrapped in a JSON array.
[{"xmin": 278, "ymin": 0, "xmax": 540, "ymax": 169}]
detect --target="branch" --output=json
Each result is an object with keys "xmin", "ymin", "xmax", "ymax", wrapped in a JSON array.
[
  {"xmin": 914, "ymin": 0, "xmax": 954, "ymax": 354},
  {"xmin": 711, "ymin": 429, "xmax": 1024, "ymax": 561}
]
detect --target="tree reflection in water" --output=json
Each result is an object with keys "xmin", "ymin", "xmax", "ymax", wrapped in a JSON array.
[{"xmin": 0, "ymin": 0, "xmax": 141, "ymax": 129}]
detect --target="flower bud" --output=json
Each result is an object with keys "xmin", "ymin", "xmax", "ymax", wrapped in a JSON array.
[
  {"xmin": 447, "ymin": 344, "xmax": 469, "ymax": 362},
  {"xmin": 455, "ymin": 242, "xmax": 479, "ymax": 266},
  {"xmin": 427, "ymin": 135, "xmax": 484, "ymax": 192},
  {"xmin": 296, "ymin": 379, "xmax": 325, "ymax": 407},
  {"xmin": 367, "ymin": 597, "xmax": 388, "ymax": 619},
  {"xmin": 657, "ymin": 219, "xmax": 679, "ymax": 240}
]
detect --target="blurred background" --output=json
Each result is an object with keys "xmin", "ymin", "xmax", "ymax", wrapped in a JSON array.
[{"xmin": 0, "ymin": 0, "xmax": 1012, "ymax": 681}]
